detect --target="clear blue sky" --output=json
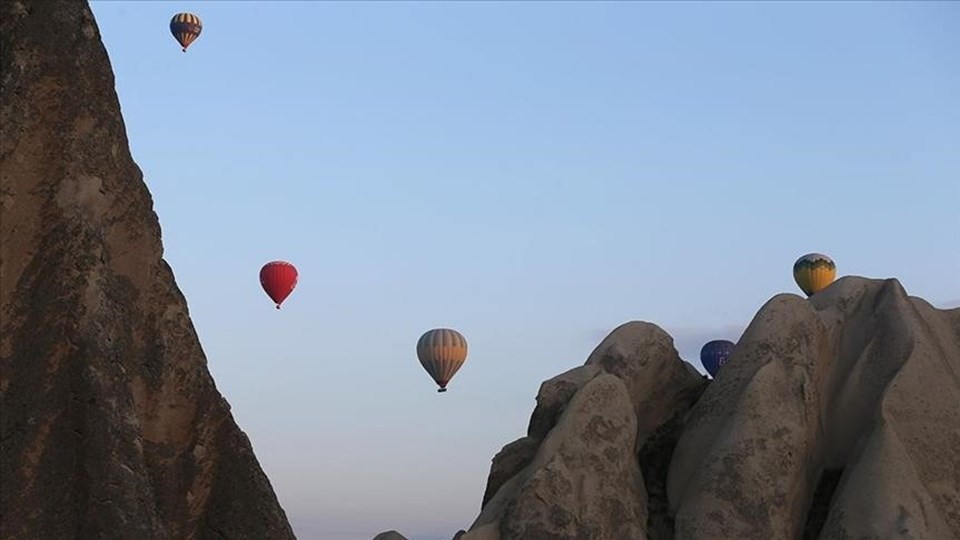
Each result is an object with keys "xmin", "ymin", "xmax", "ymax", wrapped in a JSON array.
[{"xmin": 90, "ymin": 2, "xmax": 959, "ymax": 538}]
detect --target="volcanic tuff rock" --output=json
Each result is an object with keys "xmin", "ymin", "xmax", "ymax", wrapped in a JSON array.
[
  {"xmin": 669, "ymin": 277, "xmax": 960, "ymax": 539},
  {"xmin": 0, "ymin": 1, "xmax": 295, "ymax": 538},
  {"xmin": 460, "ymin": 277, "xmax": 960, "ymax": 540},
  {"xmin": 461, "ymin": 322, "xmax": 707, "ymax": 540}
]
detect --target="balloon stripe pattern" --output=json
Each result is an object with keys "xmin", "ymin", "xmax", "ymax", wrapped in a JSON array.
[
  {"xmin": 793, "ymin": 253, "xmax": 836, "ymax": 297},
  {"xmin": 260, "ymin": 261, "xmax": 298, "ymax": 309},
  {"xmin": 417, "ymin": 328, "xmax": 468, "ymax": 392},
  {"xmin": 170, "ymin": 12, "xmax": 202, "ymax": 52}
]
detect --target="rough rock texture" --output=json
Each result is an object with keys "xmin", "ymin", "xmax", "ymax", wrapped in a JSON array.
[
  {"xmin": 527, "ymin": 364, "xmax": 602, "ymax": 440},
  {"xmin": 0, "ymin": 1, "xmax": 295, "ymax": 539},
  {"xmin": 462, "ymin": 322, "xmax": 707, "ymax": 540},
  {"xmin": 500, "ymin": 374, "xmax": 648, "ymax": 540},
  {"xmin": 480, "ymin": 436, "xmax": 540, "ymax": 508},
  {"xmin": 584, "ymin": 322, "xmax": 707, "ymax": 450},
  {"xmin": 455, "ymin": 277, "xmax": 959, "ymax": 540},
  {"xmin": 668, "ymin": 277, "xmax": 960, "ymax": 540}
]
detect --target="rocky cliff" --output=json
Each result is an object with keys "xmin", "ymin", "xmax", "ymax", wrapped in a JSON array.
[
  {"xmin": 453, "ymin": 277, "xmax": 960, "ymax": 540},
  {"xmin": 0, "ymin": 1, "xmax": 295, "ymax": 538}
]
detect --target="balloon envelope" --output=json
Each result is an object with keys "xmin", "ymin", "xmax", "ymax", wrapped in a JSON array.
[
  {"xmin": 260, "ymin": 261, "xmax": 298, "ymax": 309},
  {"xmin": 170, "ymin": 12, "xmax": 202, "ymax": 52},
  {"xmin": 700, "ymin": 339, "xmax": 735, "ymax": 378},
  {"xmin": 417, "ymin": 328, "xmax": 468, "ymax": 392},
  {"xmin": 793, "ymin": 253, "xmax": 836, "ymax": 297}
]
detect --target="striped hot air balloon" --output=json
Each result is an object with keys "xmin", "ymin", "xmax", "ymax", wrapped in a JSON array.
[
  {"xmin": 170, "ymin": 12, "xmax": 202, "ymax": 53},
  {"xmin": 793, "ymin": 253, "xmax": 836, "ymax": 297},
  {"xmin": 417, "ymin": 328, "xmax": 468, "ymax": 393},
  {"xmin": 260, "ymin": 261, "xmax": 298, "ymax": 309}
]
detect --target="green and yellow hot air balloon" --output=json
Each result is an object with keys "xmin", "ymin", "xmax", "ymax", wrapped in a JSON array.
[
  {"xmin": 417, "ymin": 328, "xmax": 468, "ymax": 393},
  {"xmin": 793, "ymin": 253, "xmax": 836, "ymax": 297}
]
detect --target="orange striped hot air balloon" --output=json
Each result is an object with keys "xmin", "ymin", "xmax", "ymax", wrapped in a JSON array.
[
  {"xmin": 417, "ymin": 328, "xmax": 468, "ymax": 393},
  {"xmin": 170, "ymin": 12, "xmax": 202, "ymax": 53}
]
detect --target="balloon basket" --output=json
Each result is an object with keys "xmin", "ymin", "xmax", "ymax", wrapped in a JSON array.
[{"xmin": 438, "ymin": 388, "xmax": 447, "ymax": 393}]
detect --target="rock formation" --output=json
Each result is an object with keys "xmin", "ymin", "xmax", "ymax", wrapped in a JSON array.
[
  {"xmin": 0, "ymin": 1, "xmax": 295, "ymax": 538},
  {"xmin": 669, "ymin": 277, "xmax": 960, "ymax": 540},
  {"xmin": 462, "ymin": 323, "xmax": 707, "ymax": 540},
  {"xmin": 459, "ymin": 277, "xmax": 960, "ymax": 540}
]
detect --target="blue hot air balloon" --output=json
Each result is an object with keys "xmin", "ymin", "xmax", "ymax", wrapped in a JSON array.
[{"xmin": 700, "ymin": 340, "xmax": 735, "ymax": 377}]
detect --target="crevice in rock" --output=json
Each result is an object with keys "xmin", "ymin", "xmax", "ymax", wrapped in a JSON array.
[
  {"xmin": 204, "ymin": 522, "xmax": 228, "ymax": 540},
  {"xmin": 802, "ymin": 467, "xmax": 844, "ymax": 540},
  {"xmin": 637, "ymin": 411, "xmax": 685, "ymax": 540}
]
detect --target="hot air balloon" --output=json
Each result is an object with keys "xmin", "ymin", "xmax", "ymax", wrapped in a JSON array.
[
  {"xmin": 170, "ymin": 12, "xmax": 202, "ymax": 53},
  {"xmin": 700, "ymin": 339, "xmax": 735, "ymax": 378},
  {"xmin": 793, "ymin": 253, "xmax": 836, "ymax": 297},
  {"xmin": 417, "ymin": 328, "xmax": 468, "ymax": 393},
  {"xmin": 260, "ymin": 261, "xmax": 298, "ymax": 309}
]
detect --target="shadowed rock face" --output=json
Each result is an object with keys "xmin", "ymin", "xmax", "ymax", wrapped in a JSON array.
[
  {"xmin": 0, "ymin": 1, "xmax": 295, "ymax": 539},
  {"xmin": 459, "ymin": 277, "xmax": 959, "ymax": 540}
]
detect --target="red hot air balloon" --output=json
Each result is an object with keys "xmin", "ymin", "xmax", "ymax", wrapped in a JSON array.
[{"xmin": 260, "ymin": 261, "xmax": 298, "ymax": 309}]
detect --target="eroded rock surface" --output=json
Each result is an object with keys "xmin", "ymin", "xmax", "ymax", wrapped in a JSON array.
[
  {"xmin": 0, "ymin": 1, "xmax": 295, "ymax": 538},
  {"xmin": 464, "ymin": 322, "xmax": 706, "ymax": 540},
  {"xmin": 669, "ymin": 277, "xmax": 960, "ymax": 540},
  {"xmin": 458, "ymin": 278, "xmax": 958, "ymax": 540}
]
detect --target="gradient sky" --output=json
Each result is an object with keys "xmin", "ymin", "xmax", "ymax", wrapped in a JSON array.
[{"xmin": 89, "ymin": 2, "xmax": 959, "ymax": 539}]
